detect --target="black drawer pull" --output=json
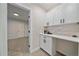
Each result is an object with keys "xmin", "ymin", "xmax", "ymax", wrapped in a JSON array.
[{"xmin": 43, "ymin": 39, "xmax": 46, "ymax": 43}]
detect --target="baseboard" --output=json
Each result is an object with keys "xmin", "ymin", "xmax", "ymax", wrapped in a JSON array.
[
  {"xmin": 30, "ymin": 47, "xmax": 40, "ymax": 53},
  {"xmin": 56, "ymin": 51, "xmax": 66, "ymax": 56},
  {"xmin": 8, "ymin": 36, "xmax": 28, "ymax": 40}
]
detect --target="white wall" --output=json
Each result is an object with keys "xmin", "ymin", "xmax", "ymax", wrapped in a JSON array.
[
  {"xmin": 0, "ymin": 3, "xmax": 7, "ymax": 56},
  {"xmin": 12, "ymin": 4, "xmax": 46, "ymax": 53},
  {"xmin": 30, "ymin": 6, "xmax": 46, "ymax": 53},
  {"xmin": 8, "ymin": 19, "xmax": 28, "ymax": 39}
]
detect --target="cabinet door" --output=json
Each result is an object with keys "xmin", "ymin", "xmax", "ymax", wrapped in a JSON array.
[
  {"xmin": 47, "ymin": 4, "xmax": 79, "ymax": 26},
  {"xmin": 45, "ymin": 36, "xmax": 53, "ymax": 55},
  {"xmin": 62, "ymin": 4, "xmax": 78, "ymax": 23},
  {"xmin": 40, "ymin": 35, "xmax": 53, "ymax": 55},
  {"xmin": 52, "ymin": 10, "xmax": 60, "ymax": 25},
  {"xmin": 54, "ymin": 6, "xmax": 64, "ymax": 24},
  {"xmin": 77, "ymin": 4, "xmax": 79, "ymax": 22},
  {"xmin": 48, "ymin": 5, "xmax": 64, "ymax": 26},
  {"xmin": 40, "ymin": 35, "xmax": 46, "ymax": 51}
]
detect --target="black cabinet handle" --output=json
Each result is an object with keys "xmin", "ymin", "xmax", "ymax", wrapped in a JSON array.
[
  {"xmin": 60, "ymin": 19, "xmax": 65, "ymax": 23},
  {"xmin": 43, "ymin": 39, "xmax": 46, "ymax": 43},
  {"xmin": 63, "ymin": 19, "xmax": 65, "ymax": 23},
  {"xmin": 60, "ymin": 19, "xmax": 62, "ymax": 23}
]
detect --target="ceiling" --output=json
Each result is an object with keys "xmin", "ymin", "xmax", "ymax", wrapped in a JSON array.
[
  {"xmin": 8, "ymin": 4, "xmax": 30, "ymax": 21},
  {"xmin": 8, "ymin": 3, "xmax": 61, "ymax": 21},
  {"xmin": 33, "ymin": 3, "xmax": 61, "ymax": 12}
]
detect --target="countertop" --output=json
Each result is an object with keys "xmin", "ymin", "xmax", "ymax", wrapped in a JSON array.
[{"xmin": 40, "ymin": 33, "xmax": 79, "ymax": 43}]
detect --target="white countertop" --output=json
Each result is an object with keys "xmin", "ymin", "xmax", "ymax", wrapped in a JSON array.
[{"xmin": 40, "ymin": 33, "xmax": 79, "ymax": 43}]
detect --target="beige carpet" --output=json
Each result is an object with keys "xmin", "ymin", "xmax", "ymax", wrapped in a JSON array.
[
  {"xmin": 8, "ymin": 49, "xmax": 62, "ymax": 56},
  {"xmin": 8, "ymin": 49, "xmax": 48, "ymax": 56},
  {"xmin": 8, "ymin": 37, "xmax": 29, "ymax": 56},
  {"xmin": 30, "ymin": 49, "xmax": 49, "ymax": 56},
  {"xmin": 8, "ymin": 37, "xmax": 48, "ymax": 56},
  {"xmin": 8, "ymin": 37, "xmax": 62, "ymax": 56},
  {"xmin": 31, "ymin": 49, "xmax": 62, "ymax": 56}
]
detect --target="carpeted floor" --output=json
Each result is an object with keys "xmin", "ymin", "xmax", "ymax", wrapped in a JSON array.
[
  {"xmin": 8, "ymin": 37, "xmax": 29, "ymax": 56},
  {"xmin": 8, "ymin": 37, "xmax": 62, "ymax": 56}
]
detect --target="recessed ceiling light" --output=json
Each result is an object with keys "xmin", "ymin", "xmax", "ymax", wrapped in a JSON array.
[{"xmin": 13, "ymin": 13, "xmax": 19, "ymax": 16}]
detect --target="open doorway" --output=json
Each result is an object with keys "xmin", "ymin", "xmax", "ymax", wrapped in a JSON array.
[{"xmin": 7, "ymin": 4, "xmax": 30, "ymax": 56}]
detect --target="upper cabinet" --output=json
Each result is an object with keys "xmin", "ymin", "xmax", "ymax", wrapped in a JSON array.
[
  {"xmin": 45, "ymin": 4, "xmax": 79, "ymax": 26},
  {"xmin": 77, "ymin": 4, "xmax": 79, "ymax": 22},
  {"xmin": 62, "ymin": 4, "xmax": 78, "ymax": 23},
  {"xmin": 46, "ymin": 5, "xmax": 63, "ymax": 26}
]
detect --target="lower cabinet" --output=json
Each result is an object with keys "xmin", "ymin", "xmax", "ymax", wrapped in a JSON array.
[
  {"xmin": 40, "ymin": 35, "xmax": 56, "ymax": 55},
  {"xmin": 56, "ymin": 39, "xmax": 78, "ymax": 56}
]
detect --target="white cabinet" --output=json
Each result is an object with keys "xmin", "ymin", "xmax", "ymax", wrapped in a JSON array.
[
  {"xmin": 46, "ymin": 5, "xmax": 65, "ymax": 26},
  {"xmin": 46, "ymin": 4, "xmax": 79, "ymax": 26},
  {"xmin": 62, "ymin": 4, "xmax": 78, "ymax": 23},
  {"xmin": 53, "ymin": 6, "xmax": 64, "ymax": 25},
  {"xmin": 76, "ymin": 4, "xmax": 79, "ymax": 22},
  {"xmin": 40, "ymin": 35, "xmax": 56, "ymax": 55}
]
